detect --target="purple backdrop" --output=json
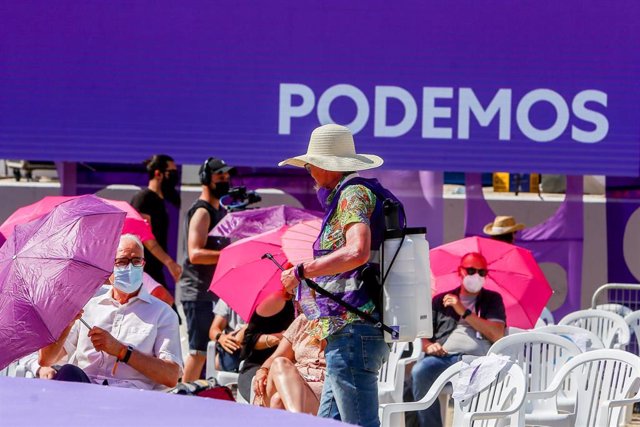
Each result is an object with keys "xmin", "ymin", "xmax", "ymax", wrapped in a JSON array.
[{"xmin": 1, "ymin": 1, "xmax": 639, "ymax": 176}]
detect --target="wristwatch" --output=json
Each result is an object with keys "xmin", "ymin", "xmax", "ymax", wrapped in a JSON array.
[
  {"xmin": 215, "ymin": 332, "xmax": 222, "ymax": 341},
  {"xmin": 121, "ymin": 345, "xmax": 134, "ymax": 364},
  {"xmin": 461, "ymin": 309, "xmax": 472, "ymax": 320}
]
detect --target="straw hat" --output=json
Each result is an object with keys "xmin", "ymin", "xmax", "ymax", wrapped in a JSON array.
[
  {"xmin": 278, "ymin": 124, "xmax": 384, "ymax": 172},
  {"xmin": 483, "ymin": 216, "xmax": 525, "ymax": 236}
]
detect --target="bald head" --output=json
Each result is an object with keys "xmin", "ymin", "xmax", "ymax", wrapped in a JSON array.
[{"xmin": 460, "ymin": 252, "xmax": 487, "ymax": 269}]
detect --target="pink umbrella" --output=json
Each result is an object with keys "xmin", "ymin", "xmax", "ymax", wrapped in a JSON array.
[
  {"xmin": 430, "ymin": 236, "xmax": 552, "ymax": 329},
  {"xmin": 0, "ymin": 195, "xmax": 125, "ymax": 369},
  {"xmin": 281, "ymin": 218, "xmax": 322, "ymax": 265},
  {"xmin": 210, "ymin": 205, "xmax": 320, "ymax": 241},
  {"xmin": 209, "ymin": 226, "xmax": 289, "ymax": 322},
  {"xmin": 0, "ymin": 196, "xmax": 154, "ymax": 245}
]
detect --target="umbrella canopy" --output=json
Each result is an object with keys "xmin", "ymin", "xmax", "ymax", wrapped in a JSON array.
[
  {"xmin": 430, "ymin": 236, "xmax": 552, "ymax": 329},
  {"xmin": 0, "ymin": 196, "xmax": 154, "ymax": 246},
  {"xmin": 210, "ymin": 226, "xmax": 289, "ymax": 322},
  {"xmin": 281, "ymin": 218, "xmax": 322, "ymax": 265},
  {"xmin": 210, "ymin": 205, "xmax": 320, "ymax": 241},
  {"xmin": 0, "ymin": 195, "xmax": 125, "ymax": 369}
]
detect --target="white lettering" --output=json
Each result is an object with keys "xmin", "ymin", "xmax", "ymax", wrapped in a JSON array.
[
  {"xmin": 317, "ymin": 84, "xmax": 369, "ymax": 134},
  {"xmin": 278, "ymin": 83, "xmax": 315, "ymax": 135},
  {"xmin": 422, "ymin": 87, "xmax": 453, "ymax": 139},
  {"xmin": 458, "ymin": 88, "xmax": 512, "ymax": 140},
  {"xmin": 374, "ymin": 86, "xmax": 418, "ymax": 137},
  {"xmin": 572, "ymin": 90, "xmax": 609, "ymax": 143},
  {"xmin": 516, "ymin": 89, "xmax": 570, "ymax": 142}
]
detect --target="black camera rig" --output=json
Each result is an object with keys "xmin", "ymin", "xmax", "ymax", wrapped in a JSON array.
[{"xmin": 219, "ymin": 186, "xmax": 262, "ymax": 211}]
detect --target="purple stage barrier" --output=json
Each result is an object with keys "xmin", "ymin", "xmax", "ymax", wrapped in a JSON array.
[{"xmin": 0, "ymin": 376, "xmax": 346, "ymax": 426}]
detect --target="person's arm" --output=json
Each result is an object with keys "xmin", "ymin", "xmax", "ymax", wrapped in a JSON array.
[
  {"xmin": 88, "ymin": 326, "xmax": 180, "ymax": 388},
  {"xmin": 150, "ymin": 286, "xmax": 174, "ymax": 306},
  {"xmin": 143, "ymin": 239, "xmax": 182, "ymax": 281},
  {"xmin": 281, "ymin": 222, "xmax": 370, "ymax": 292},
  {"xmin": 442, "ymin": 294, "xmax": 505, "ymax": 343},
  {"xmin": 39, "ymin": 311, "xmax": 82, "ymax": 366},
  {"xmin": 253, "ymin": 332, "xmax": 284, "ymax": 351},
  {"xmin": 187, "ymin": 208, "xmax": 220, "ymax": 265}
]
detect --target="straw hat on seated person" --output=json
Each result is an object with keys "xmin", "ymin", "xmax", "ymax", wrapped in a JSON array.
[
  {"xmin": 278, "ymin": 124, "xmax": 383, "ymax": 172},
  {"xmin": 483, "ymin": 216, "xmax": 525, "ymax": 244}
]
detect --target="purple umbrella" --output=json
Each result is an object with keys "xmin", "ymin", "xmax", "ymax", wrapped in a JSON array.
[
  {"xmin": 211, "ymin": 205, "xmax": 321, "ymax": 241},
  {"xmin": 0, "ymin": 195, "xmax": 126, "ymax": 369}
]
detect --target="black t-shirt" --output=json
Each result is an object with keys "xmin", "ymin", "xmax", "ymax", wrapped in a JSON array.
[
  {"xmin": 179, "ymin": 199, "xmax": 227, "ymax": 302},
  {"xmin": 130, "ymin": 188, "xmax": 169, "ymax": 285}
]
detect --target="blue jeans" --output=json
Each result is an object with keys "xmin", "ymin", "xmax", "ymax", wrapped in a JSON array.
[
  {"xmin": 318, "ymin": 322, "xmax": 389, "ymax": 427},
  {"xmin": 411, "ymin": 354, "xmax": 462, "ymax": 427}
]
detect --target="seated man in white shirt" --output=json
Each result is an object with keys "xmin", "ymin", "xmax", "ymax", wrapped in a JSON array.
[{"xmin": 39, "ymin": 234, "xmax": 183, "ymax": 390}]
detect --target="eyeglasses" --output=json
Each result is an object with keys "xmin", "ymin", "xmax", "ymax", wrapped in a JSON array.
[
  {"xmin": 304, "ymin": 163, "xmax": 312, "ymax": 173},
  {"xmin": 464, "ymin": 267, "xmax": 488, "ymax": 277},
  {"xmin": 114, "ymin": 257, "xmax": 146, "ymax": 268}
]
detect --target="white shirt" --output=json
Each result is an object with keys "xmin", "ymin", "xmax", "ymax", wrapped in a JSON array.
[{"xmin": 63, "ymin": 285, "xmax": 183, "ymax": 390}]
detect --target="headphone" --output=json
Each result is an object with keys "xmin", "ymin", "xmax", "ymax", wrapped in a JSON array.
[{"xmin": 199, "ymin": 157, "xmax": 213, "ymax": 185}]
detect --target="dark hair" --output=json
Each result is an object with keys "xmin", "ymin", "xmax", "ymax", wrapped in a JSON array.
[
  {"xmin": 491, "ymin": 232, "xmax": 515, "ymax": 244},
  {"xmin": 144, "ymin": 154, "xmax": 174, "ymax": 179}
]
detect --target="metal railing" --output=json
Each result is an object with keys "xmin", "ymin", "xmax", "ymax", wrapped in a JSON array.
[{"xmin": 591, "ymin": 283, "xmax": 640, "ymax": 311}]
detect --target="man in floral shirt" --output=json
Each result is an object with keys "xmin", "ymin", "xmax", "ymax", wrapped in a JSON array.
[{"xmin": 279, "ymin": 124, "xmax": 402, "ymax": 427}]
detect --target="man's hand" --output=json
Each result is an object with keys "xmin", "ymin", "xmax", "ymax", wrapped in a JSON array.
[
  {"xmin": 425, "ymin": 342, "xmax": 448, "ymax": 357},
  {"xmin": 280, "ymin": 267, "xmax": 299, "ymax": 295},
  {"xmin": 167, "ymin": 260, "xmax": 182, "ymax": 282},
  {"xmin": 37, "ymin": 366, "xmax": 57, "ymax": 379},
  {"xmin": 443, "ymin": 293, "xmax": 465, "ymax": 316},
  {"xmin": 88, "ymin": 327, "xmax": 124, "ymax": 357},
  {"xmin": 218, "ymin": 333, "xmax": 241, "ymax": 354}
]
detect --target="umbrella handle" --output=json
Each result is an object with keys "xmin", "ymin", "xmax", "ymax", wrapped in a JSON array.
[
  {"xmin": 261, "ymin": 253, "xmax": 285, "ymax": 271},
  {"xmin": 79, "ymin": 317, "xmax": 92, "ymax": 330}
]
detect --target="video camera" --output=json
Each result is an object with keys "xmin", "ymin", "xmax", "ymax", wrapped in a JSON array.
[{"xmin": 219, "ymin": 186, "xmax": 262, "ymax": 211}]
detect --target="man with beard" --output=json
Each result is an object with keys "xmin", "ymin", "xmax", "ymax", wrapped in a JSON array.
[
  {"xmin": 131, "ymin": 154, "xmax": 182, "ymax": 286},
  {"xmin": 179, "ymin": 157, "xmax": 234, "ymax": 382}
]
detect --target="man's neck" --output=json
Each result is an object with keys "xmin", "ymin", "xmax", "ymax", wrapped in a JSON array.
[
  {"xmin": 112, "ymin": 287, "xmax": 140, "ymax": 304},
  {"xmin": 200, "ymin": 187, "xmax": 220, "ymax": 209},
  {"xmin": 148, "ymin": 180, "xmax": 164, "ymax": 199}
]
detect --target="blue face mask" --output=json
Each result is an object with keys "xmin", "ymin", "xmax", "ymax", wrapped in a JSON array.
[{"xmin": 113, "ymin": 264, "xmax": 144, "ymax": 294}]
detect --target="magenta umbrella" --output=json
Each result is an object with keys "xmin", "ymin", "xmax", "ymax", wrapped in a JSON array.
[
  {"xmin": 210, "ymin": 205, "xmax": 320, "ymax": 241},
  {"xmin": 0, "ymin": 195, "xmax": 125, "ymax": 369},
  {"xmin": 430, "ymin": 236, "xmax": 552, "ymax": 329},
  {"xmin": 209, "ymin": 226, "xmax": 289, "ymax": 322}
]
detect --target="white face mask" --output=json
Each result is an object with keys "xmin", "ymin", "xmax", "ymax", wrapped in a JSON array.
[
  {"xmin": 462, "ymin": 274, "xmax": 485, "ymax": 293},
  {"xmin": 113, "ymin": 264, "xmax": 144, "ymax": 294}
]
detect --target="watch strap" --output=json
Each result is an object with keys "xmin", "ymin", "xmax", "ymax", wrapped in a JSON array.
[
  {"xmin": 462, "ymin": 308, "xmax": 472, "ymax": 319},
  {"xmin": 121, "ymin": 345, "xmax": 134, "ymax": 364}
]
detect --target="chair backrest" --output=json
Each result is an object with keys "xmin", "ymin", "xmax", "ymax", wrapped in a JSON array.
[
  {"xmin": 595, "ymin": 303, "xmax": 633, "ymax": 318},
  {"xmin": 534, "ymin": 307, "xmax": 555, "ymax": 327},
  {"xmin": 559, "ymin": 309, "xmax": 630, "ymax": 349},
  {"xmin": 488, "ymin": 332, "xmax": 581, "ymax": 394},
  {"xmin": 450, "ymin": 362, "xmax": 526, "ymax": 427},
  {"xmin": 378, "ymin": 341, "xmax": 408, "ymax": 389},
  {"xmin": 542, "ymin": 349, "xmax": 640, "ymax": 427},
  {"xmin": 535, "ymin": 324, "xmax": 605, "ymax": 351},
  {"xmin": 625, "ymin": 310, "xmax": 640, "ymax": 356}
]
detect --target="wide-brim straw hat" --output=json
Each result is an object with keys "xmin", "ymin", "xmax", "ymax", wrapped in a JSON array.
[
  {"xmin": 483, "ymin": 216, "xmax": 526, "ymax": 235},
  {"xmin": 278, "ymin": 124, "xmax": 384, "ymax": 172}
]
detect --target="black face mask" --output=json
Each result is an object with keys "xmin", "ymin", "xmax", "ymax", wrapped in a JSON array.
[
  {"xmin": 211, "ymin": 181, "xmax": 230, "ymax": 199},
  {"xmin": 162, "ymin": 170, "xmax": 179, "ymax": 189}
]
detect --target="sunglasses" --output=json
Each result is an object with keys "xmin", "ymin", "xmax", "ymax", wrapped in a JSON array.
[{"xmin": 464, "ymin": 267, "xmax": 488, "ymax": 277}]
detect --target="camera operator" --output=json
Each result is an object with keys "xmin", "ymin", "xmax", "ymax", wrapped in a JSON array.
[{"xmin": 178, "ymin": 157, "xmax": 234, "ymax": 382}]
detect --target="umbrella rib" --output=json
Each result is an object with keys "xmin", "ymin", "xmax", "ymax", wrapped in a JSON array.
[{"xmin": 10, "ymin": 256, "xmax": 113, "ymax": 274}]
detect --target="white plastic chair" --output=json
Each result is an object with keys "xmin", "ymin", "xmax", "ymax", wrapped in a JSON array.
[
  {"xmin": 595, "ymin": 303, "xmax": 633, "ymax": 318},
  {"xmin": 488, "ymin": 332, "xmax": 582, "ymax": 427},
  {"xmin": 380, "ymin": 359, "xmax": 526, "ymax": 427},
  {"xmin": 205, "ymin": 340, "xmax": 240, "ymax": 387},
  {"xmin": 624, "ymin": 311, "xmax": 640, "ymax": 356},
  {"xmin": 534, "ymin": 307, "xmax": 555, "ymax": 328},
  {"xmin": 536, "ymin": 324, "xmax": 605, "ymax": 351},
  {"xmin": 378, "ymin": 341, "xmax": 421, "ymax": 427},
  {"xmin": 528, "ymin": 349, "xmax": 640, "ymax": 427},
  {"xmin": 559, "ymin": 309, "xmax": 630, "ymax": 349}
]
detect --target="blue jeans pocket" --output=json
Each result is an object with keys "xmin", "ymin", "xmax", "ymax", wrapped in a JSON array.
[{"xmin": 361, "ymin": 335, "xmax": 388, "ymax": 373}]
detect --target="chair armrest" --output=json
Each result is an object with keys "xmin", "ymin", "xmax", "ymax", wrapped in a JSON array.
[
  {"xmin": 528, "ymin": 390, "xmax": 561, "ymax": 401},
  {"xmin": 461, "ymin": 409, "xmax": 517, "ymax": 427},
  {"xmin": 605, "ymin": 397, "xmax": 640, "ymax": 408}
]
